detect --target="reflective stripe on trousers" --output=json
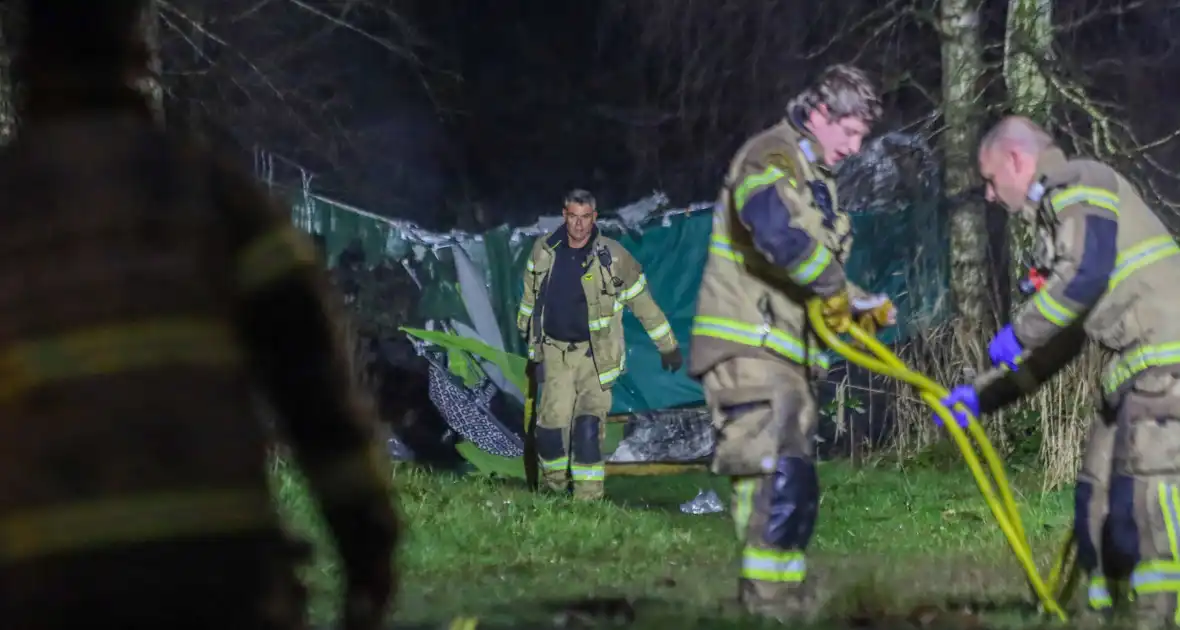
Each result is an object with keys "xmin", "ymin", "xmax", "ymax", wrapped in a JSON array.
[
  {"xmin": 1088, "ymin": 575, "xmax": 1113, "ymax": 610},
  {"xmin": 1130, "ymin": 483, "xmax": 1180, "ymax": 624},
  {"xmin": 741, "ymin": 547, "xmax": 806, "ymax": 583},
  {"xmin": 570, "ymin": 464, "xmax": 604, "ymax": 481}
]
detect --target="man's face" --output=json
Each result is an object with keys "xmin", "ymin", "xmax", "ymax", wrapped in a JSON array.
[
  {"xmin": 563, "ymin": 202, "xmax": 596, "ymax": 243},
  {"xmin": 978, "ymin": 145, "xmax": 1036, "ymax": 215},
  {"xmin": 806, "ymin": 106, "xmax": 871, "ymax": 167}
]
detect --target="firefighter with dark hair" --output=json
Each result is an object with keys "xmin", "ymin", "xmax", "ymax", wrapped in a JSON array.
[
  {"xmin": 517, "ymin": 188, "xmax": 681, "ymax": 500},
  {"xmin": 0, "ymin": 1, "xmax": 398, "ymax": 628}
]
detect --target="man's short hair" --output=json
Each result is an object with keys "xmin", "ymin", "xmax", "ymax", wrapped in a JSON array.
[
  {"xmin": 979, "ymin": 116, "xmax": 1054, "ymax": 155},
  {"xmin": 564, "ymin": 189, "xmax": 596, "ymax": 210},
  {"xmin": 788, "ymin": 64, "xmax": 883, "ymax": 125}
]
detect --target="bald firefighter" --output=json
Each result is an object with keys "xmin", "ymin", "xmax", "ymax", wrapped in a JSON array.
[
  {"xmin": 690, "ymin": 64, "xmax": 896, "ymax": 620},
  {"xmin": 940, "ymin": 116, "xmax": 1180, "ymax": 626},
  {"xmin": 0, "ymin": 2, "xmax": 397, "ymax": 629},
  {"xmin": 517, "ymin": 189, "xmax": 681, "ymax": 500}
]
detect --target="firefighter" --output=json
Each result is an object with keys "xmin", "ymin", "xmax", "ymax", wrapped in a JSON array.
[
  {"xmin": 689, "ymin": 64, "xmax": 896, "ymax": 620},
  {"xmin": 939, "ymin": 115, "xmax": 1180, "ymax": 626},
  {"xmin": 0, "ymin": 2, "xmax": 398, "ymax": 629},
  {"xmin": 517, "ymin": 189, "xmax": 682, "ymax": 500}
]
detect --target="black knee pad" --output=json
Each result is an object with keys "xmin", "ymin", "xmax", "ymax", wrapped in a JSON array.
[
  {"xmin": 571, "ymin": 415, "xmax": 602, "ymax": 463},
  {"xmin": 1107, "ymin": 474, "xmax": 1141, "ymax": 568},
  {"xmin": 536, "ymin": 426, "xmax": 566, "ymax": 461},
  {"xmin": 1075, "ymin": 480, "xmax": 1099, "ymax": 571},
  {"xmin": 763, "ymin": 456, "xmax": 820, "ymax": 549}
]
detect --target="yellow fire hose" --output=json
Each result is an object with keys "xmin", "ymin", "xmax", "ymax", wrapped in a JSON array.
[{"xmin": 805, "ymin": 298, "xmax": 1078, "ymax": 621}]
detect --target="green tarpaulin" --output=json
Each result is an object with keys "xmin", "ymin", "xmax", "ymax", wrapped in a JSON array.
[{"xmin": 289, "ymin": 192, "xmax": 948, "ymax": 415}]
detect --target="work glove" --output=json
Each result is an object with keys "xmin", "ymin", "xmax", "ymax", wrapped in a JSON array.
[
  {"xmin": 660, "ymin": 348, "xmax": 683, "ymax": 373},
  {"xmin": 820, "ymin": 289, "xmax": 853, "ymax": 333},
  {"xmin": 934, "ymin": 385, "xmax": 979, "ymax": 429},
  {"xmin": 988, "ymin": 325, "xmax": 1024, "ymax": 371},
  {"xmin": 850, "ymin": 293, "xmax": 897, "ymax": 334}
]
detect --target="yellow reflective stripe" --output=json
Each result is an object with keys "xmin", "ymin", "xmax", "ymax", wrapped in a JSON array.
[
  {"xmin": 1088, "ymin": 576, "xmax": 1112, "ymax": 610},
  {"xmin": 306, "ymin": 443, "xmax": 392, "ymax": 500},
  {"xmin": 0, "ymin": 488, "xmax": 275, "ymax": 562},
  {"xmin": 1103, "ymin": 342, "xmax": 1180, "ymax": 394},
  {"xmin": 619, "ymin": 274, "xmax": 647, "ymax": 301},
  {"xmin": 540, "ymin": 457, "xmax": 568, "ymax": 471},
  {"xmin": 733, "ymin": 166, "xmax": 786, "ymax": 210},
  {"xmin": 1131, "ymin": 487, "xmax": 1180, "ymax": 604},
  {"xmin": 526, "ymin": 259, "xmax": 536, "ymax": 271},
  {"xmin": 0, "ymin": 318, "xmax": 241, "ymax": 401},
  {"xmin": 1032, "ymin": 290, "xmax": 1077, "ymax": 327},
  {"xmin": 1050, "ymin": 185, "xmax": 1120, "ymax": 216},
  {"xmin": 732, "ymin": 478, "xmax": 756, "ymax": 541},
  {"xmin": 237, "ymin": 225, "xmax": 319, "ymax": 293},
  {"xmin": 646, "ymin": 321, "xmax": 672, "ymax": 341},
  {"xmin": 570, "ymin": 464, "xmax": 604, "ymax": 480},
  {"xmin": 709, "ymin": 235, "xmax": 745, "ymax": 263},
  {"xmin": 599, "ymin": 356, "xmax": 625, "ymax": 386},
  {"xmin": 691, "ymin": 316, "xmax": 830, "ymax": 368},
  {"xmin": 740, "ymin": 547, "xmax": 806, "ymax": 583},
  {"xmin": 518, "ymin": 302, "xmax": 534, "ymax": 317},
  {"xmin": 1109, "ymin": 235, "xmax": 1180, "ymax": 289},
  {"xmin": 788, "ymin": 244, "xmax": 833, "ymax": 286}
]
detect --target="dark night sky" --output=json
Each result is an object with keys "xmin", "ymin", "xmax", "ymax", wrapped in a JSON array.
[{"xmin": 201, "ymin": 0, "xmax": 1180, "ymax": 232}]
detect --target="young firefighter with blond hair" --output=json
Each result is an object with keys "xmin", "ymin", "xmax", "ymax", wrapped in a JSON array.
[
  {"xmin": 689, "ymin": 64, "xmax": 898, "ymax": 620},
  {"xmin": 941, "ymin": 116, "xmax": 1180, "ymax": 627}
]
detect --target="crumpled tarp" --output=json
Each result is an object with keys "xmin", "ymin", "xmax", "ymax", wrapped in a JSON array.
[
  {"xmin": 452, "ymin": 246, "xmax": 524, "ymax": 404},
  {"xmin": 608, "ymin": 406, "xmax": 714, "ymax": 463}
]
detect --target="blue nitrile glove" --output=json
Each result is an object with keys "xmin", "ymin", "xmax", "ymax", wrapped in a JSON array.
[
  {"xmin": 988, "ymin": 325, "xmax": 1023, "ymax": 371},
  {"xmin": 934, "ymin": 385, "xmax": 978, "ymax": 428}
]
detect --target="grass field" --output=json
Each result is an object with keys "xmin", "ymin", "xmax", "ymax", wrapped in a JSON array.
[{"xmin": 269, "ymin": 443, "xmax": 1122, "ymax": 629}]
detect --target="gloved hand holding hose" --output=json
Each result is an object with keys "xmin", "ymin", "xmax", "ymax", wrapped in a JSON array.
[{"xmin": 819, "ymin": 288, "xmax": 897, "ymax": 334}]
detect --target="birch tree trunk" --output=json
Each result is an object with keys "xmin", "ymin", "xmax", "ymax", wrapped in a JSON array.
[
  {"xmin": 940, "ymin": 0, "xmax": 992, "ymax": 331},
  {"xmin": 0, "ymin": 6, "xmax": 15, "ymax": 145},
  {"xmin": 136, "ymin": 0, "xmax": 165, "ymax": 125},
  {"xmin": 1003, "ymin": 0, "xmax": 1054, "ymax": 309}
]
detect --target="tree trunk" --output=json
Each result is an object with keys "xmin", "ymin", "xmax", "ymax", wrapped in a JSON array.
[
  {"xmin": 1004, "ymin": 0, "xmax": 1052, "ymax": 121},
  {"xmin": 0, "ymin": 6, "xmax": 15, "ymax": 145},
  {"xmin": 1003, "ymin": 0, "xmax": 1054, "ymax": 311},
  {"xmin": 940, "ymin": 0, "xmax": 992, "ymax": 333},
  {"xmin": 136, "ymin": 0, "xmax": 164, "ymax": 125}
]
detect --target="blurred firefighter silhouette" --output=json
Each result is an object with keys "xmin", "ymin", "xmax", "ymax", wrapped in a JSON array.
[{"xmin": 0, "ymin": 2, "xmax": 399, "ymax": 629}]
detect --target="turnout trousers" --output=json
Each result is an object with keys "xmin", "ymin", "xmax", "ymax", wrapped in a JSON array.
[
  {"xmin": 0, "ymin": 531, "xmax": 310, "ymax": 630},
  {"xmin": 701, "ymin": 356, "xmax": 819, "ymax": 620},
  {"xmin": 535, "ymin": 339, "xmax": 612, "ymax": 500},
  {"xmin": 1076, "ymin": 369, "xmax": 1180, "ymax": 627}
]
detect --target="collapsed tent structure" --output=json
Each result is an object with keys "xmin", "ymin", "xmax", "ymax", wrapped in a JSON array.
[{"xmin": 272, "ymin": 131, "xmax": 948, "ymax": 478}]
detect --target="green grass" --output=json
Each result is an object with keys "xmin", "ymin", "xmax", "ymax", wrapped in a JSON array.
[{"xmin": 272, "ymin": 455, "xmax": 1098, "ymax": 629}]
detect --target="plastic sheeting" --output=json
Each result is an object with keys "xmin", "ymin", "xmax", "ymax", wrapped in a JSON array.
[
  {"xmin": 285, "ymin": 130, "xmax": 947, "ymax": 416},
  {"xmin": 608, "ymin": 407, "xmax": 714, "ymax": 464}
]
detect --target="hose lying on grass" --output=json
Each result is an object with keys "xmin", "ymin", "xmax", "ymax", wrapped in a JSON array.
[{"xmin": 804, "ymin": 298, "xmax": 1078, "ymax": 622}]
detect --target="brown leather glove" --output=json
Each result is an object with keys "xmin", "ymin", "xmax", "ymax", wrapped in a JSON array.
[{"xmin": 820, "ymin": 289, "xmax": 853, "ymax": 333}]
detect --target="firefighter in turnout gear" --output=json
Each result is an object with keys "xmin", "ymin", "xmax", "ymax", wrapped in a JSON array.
[
  {"xmin": 689, "ymin": 65, "xmax": 894, "ymax": 620},
  {"xmin": 517, "ymin": 189, "xmax": 681, "ymax": 500},
  {"xmin": 940, "ymin": 115, "xmax": 1180, "ymax": 627},
  {"xmin": 0, "ymin": 2, "xmax": 398, "ymax": 629}
]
